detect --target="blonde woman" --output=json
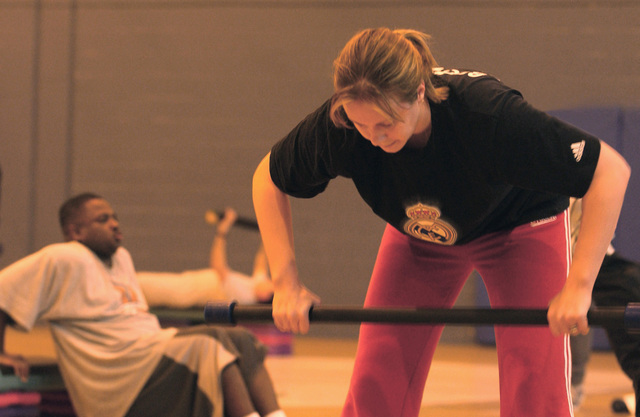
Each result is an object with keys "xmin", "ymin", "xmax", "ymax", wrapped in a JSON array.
[{"xmin": 253, "ymin": 28, "xmax": 630, "ymax": 416}]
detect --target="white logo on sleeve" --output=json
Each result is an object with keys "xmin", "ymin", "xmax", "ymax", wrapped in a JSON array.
[
  {"xmin": 432, "ymin": 67, "xmax": 487, "ymax": 78},
  {"xmin": 571, "ymin": 140, "xmax": 585, "ymax": 162}
]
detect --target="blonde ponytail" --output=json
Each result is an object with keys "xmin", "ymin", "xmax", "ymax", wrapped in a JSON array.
[{"xmin": 330, "ymin": 27, "xmax": 448, "ymax": 128}]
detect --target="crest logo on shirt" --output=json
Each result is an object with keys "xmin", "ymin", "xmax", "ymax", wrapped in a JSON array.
[{"xmin": 403, "ymin": 203, "xmax": 457, "ymax": 245}]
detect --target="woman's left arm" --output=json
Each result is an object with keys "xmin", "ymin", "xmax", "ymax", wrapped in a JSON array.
[{"xmin": 547, "ymin": 140, "xmax": 630, "ymax": 335}]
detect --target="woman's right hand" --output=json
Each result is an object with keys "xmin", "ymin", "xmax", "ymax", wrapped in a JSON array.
[
  {"xmin": 252, "ymin": 152, "xmax": 321, "ymax": 333},
  {"xmin": 271, "ymin": 270, "xmax": 321, "ymax": 334},
  {"xmin": 0, "ymin": 353, "xmax": 29, "ymax": 382}
]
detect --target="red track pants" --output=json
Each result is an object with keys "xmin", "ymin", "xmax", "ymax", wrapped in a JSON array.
[{"xmin": 342, "ymin": 211, "xmax": 574, "ymax": 417}]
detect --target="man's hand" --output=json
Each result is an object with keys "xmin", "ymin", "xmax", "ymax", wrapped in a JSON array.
[{"xmin": 0, "ymin": 353, "xmax": 30, "ymax": 382}]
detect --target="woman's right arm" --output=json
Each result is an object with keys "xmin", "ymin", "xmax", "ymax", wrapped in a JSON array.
[{"xmin": 252, "ymin": 152, "xmax": 321, "ymax": 334}]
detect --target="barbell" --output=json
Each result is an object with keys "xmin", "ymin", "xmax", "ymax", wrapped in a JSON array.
[
  {"xmin": 204, "ymin": 301, "xmax": 640, "ymax": 331},
  {"xmin": 204, "ymin": 210, "xmax": 259, "ymax": 230}
]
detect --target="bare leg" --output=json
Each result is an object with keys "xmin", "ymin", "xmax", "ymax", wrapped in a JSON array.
[
  {"xmin": 251, "ymin": 245, "xmax": 274, "ymax": 302},
  {"xmin": 245, "ymin": 364, "xmax": 280, "ymax": 415},
  {"xmin": 210, "ymin": 208, "xmax": 238, "ymax": 280},
  {"xmin": 222, "ymin": 363, "xmax": 257, "ymax": 417},
  {"xmin": 222, "ymin": 362, "xmax": 282, "ymax": 417},
  {"xmin": 251, "ymin": 244, "xmax": 269, "ymax": 277}
]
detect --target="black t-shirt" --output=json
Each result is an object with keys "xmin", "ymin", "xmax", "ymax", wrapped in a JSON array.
[{"xmin": 269, "ymin": 68, "xmax": 600, "ymax": 245}]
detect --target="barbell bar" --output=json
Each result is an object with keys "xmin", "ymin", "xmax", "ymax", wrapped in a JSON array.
[
  {"xmin": 204, "ymin": 209, "xmax": 259, "ymax": 230},
  {"xmin": 204, "ymin": 301, "xmax": 640, "ymax": 331}
]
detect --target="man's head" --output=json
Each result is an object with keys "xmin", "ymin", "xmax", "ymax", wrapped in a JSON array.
[{"xmin": 59, "ymin": 193, "xmax": 122, "ymax": 260}]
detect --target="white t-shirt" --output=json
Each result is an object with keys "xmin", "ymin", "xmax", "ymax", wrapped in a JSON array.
[{"xmin": 0, "ymin": 242, "xmax": 178, "ymax": 417}]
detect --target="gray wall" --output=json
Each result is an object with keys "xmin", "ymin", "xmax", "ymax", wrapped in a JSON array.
[{"xmin": 1, "ymin": 0, "xmax": 639, "ymax": 339}]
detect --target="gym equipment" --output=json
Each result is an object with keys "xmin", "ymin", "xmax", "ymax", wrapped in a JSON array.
[
  {"xmin": 204, "ymin": 301, "xmax": 640, "ymax": 331},
  {"xmin": 204, "ymin": 210, "xmax": 259, "ymax": 230}
]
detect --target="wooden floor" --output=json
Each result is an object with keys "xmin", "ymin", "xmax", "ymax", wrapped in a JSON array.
[
  {"xmin": 7, "ymin": 327, "xmax": 634, "ymax": 416},
  {"xmin": 270, "ymin": 337, "xmax": 634, "ymax": 417}
]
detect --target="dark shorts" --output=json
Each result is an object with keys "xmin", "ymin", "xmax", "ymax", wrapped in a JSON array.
[{"xmin": 125, "ymin": 325, "xmax": 267, "ymax": 417}]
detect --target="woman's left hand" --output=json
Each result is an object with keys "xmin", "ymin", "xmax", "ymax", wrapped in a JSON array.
[{"xmin": 547, "ymin": 283, "xmax": 593, "ymax": 336}]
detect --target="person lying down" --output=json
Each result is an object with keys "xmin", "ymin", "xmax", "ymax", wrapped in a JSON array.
[{"xmin": 137, "ymin": 208, "xmax": 274, "ymax": 308}]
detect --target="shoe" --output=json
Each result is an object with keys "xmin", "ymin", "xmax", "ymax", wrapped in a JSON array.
[
  {"xmin": 611, "ymin": 393, "xmax": 635, "ymax": 414},
  {"xmin": 571, "ymin": 384, "xmax": 584, "ymax": 409}
]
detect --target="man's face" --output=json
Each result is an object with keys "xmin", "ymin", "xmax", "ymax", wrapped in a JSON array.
[{"xmin": 71, "ymin": 198, "xmax": 122, "ymax": 259}]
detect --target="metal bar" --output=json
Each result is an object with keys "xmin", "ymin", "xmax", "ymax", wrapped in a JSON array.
[{"xmin": 204, "ymin": 302, "xmax": 636, "ymax": 329}]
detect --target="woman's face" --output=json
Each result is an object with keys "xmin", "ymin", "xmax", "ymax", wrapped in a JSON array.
[{"xmin": 342, "ymin": 85, "xmax": 430, "ymax": 153}]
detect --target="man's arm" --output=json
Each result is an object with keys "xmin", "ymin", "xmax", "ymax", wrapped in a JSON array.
[{"xmin": 0, "ymin": 309, "xmax": 29, "ymax": 381}]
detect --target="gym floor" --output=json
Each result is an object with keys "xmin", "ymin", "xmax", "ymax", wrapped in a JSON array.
[
  {"xmin": 6, "ymin": 326, "xmax": 633, "ymax": 416},
  {"xmin": 273, "ymin": 337, "xmax": 633, "ymax": 417}
]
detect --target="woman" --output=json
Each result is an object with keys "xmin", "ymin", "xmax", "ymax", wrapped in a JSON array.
[{"xmin": 252, "ymin": 28, "xmax": 630, "ymax": 416}]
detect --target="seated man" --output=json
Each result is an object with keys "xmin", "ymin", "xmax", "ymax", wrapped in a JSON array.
[
  {"xmin": 0, "ymin": 193, "xmax": 286, "ymax": 417},
  {"xmin": 137, "ymin": 208, "xmax": 274, "ymax": 308}
]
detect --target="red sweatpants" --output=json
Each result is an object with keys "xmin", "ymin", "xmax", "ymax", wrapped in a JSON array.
[{"xmin": 342, "ymin": 212, "xmax": 573, "ymax": 417}]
